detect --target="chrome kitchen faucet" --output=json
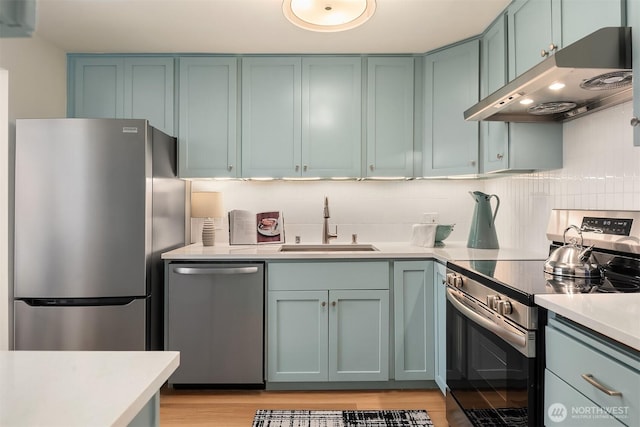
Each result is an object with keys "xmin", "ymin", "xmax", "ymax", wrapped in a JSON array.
[{"xmin": 322, "ymin": 196, "xmax": 338, "ymax": 244}]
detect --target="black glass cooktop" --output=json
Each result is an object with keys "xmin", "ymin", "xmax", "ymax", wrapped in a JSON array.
[{"xmin": 448, "ymin": 256, "xmax": 640, "ymax": 303}]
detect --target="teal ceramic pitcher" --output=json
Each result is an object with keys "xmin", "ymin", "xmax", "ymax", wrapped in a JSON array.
[{"xmin": 467, "ymin": 191, "xmax": 500, "ymax": 249}]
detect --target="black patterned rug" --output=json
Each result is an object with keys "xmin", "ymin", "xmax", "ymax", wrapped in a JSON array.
[
  {"xmin": 252, "ymin": 409, "xmax": 433, "ymax": 426},
  {"xmin": 464, "ymin": 407, "xmax": 528, "ymax": 427}
]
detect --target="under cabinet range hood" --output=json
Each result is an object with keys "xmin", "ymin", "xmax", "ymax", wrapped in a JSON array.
[{"xmin": 465, "ymin": 27, "xmax": 632, "ymax": 123}]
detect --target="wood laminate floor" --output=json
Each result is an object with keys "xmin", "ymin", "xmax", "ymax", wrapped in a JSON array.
[{"xmin": 160, "ymin": 388, "xmax": 447, "ymax": 426}]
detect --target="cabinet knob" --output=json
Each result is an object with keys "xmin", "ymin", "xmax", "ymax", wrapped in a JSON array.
[
  {"xmin": 541, "ymin": 43, "xmax": 558, "ymax": 57},
  {"xmin": 331, "ymin": 301, "xmax": 336, "ymax": 307},
  {"xmin": 369, "ymin": 164, "xmax": 374, "ymax": 171},
  {"xmin": 470, "ymin": 160, "xmax": 476, "ymax": 167},
  {"xmin": 295, "ymin": 165, "xmax": 300, "ymax": 172},
  {"xmin": 303, "ymin": 165, "xmax": 308, "ymax": 172},
  {"xmin": 496, "ymin": 153, "xmax": 504, "ymax": 160},
  {"xmin": 631, "ymin": 117, "xmax": 640, "ymax": 127},
  {"xmin": 228, "ymin": 165, "xmax": 233, "ymax": 171},
  {"xmin": 321, "ymin": 301, "xmax": 326, "ymax": 307}
]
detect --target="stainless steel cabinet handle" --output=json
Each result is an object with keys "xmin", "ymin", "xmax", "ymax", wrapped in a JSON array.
[
  {"xmin": 631, "ymin": 117, "xmax": 640, "ymax": 127},
  {"xmin": 174, "ymin": 267, "xmax": 259, "ymax": 275},
  {"xmin": 581, "ymin": 374, "xmax": 623, "ymax": 396}
]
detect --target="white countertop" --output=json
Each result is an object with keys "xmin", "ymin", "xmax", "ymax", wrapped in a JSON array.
[
  {"xmin": 162, "ymin": 241, "xmax": 547, "ymax": 262},
  {"xmin": 0, "ymin": 351, "xmax": 179, "ymax": 427},
  {"xmin": 536, "ymin": 294, "xmax": 640, "ymax": 352}
]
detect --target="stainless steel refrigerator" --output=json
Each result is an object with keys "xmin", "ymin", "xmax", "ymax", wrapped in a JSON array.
[{"xmin": 13, "ymin": 118, "xmax": 185, "ymax": 351}]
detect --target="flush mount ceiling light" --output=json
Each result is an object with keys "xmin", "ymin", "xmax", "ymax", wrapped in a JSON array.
[{"xmin": 283, "ymin": 0, "xmax": 376, "ymax": 32}]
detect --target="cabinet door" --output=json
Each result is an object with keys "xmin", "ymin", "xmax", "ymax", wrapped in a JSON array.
[
  {"xmin": 329, "ymin": 289, "xmax": 389, "ymax": 381},
  {"xmin": 394, "ymin": 261, "xmax": 434, "ymax": 381},
  {"xmin": 124, "ymin": 57, "xmax": 174, "ymax": 136},
  {"xmin": 242, "ymin": 57, "xmax": 302, "ymax": 178},
  {"xmin": 423, "ymin": 40, "xmax": 480, "ymax": 176},
  {"xmin": 73, "ymin": 57, "xmax": 124, "ymax": 119},
  {"xmin": 630, "ymin": 0, "xmax": 640, "ymax": 147},
  {"xmin": 433, "ymin": 262, "xmax": 447, "ymax": 394},
  {"xmin": 508, "ymin": 0, "xmax": 553, "ymax": 80},
  {"xmin": 553, "ymin": 0, "xmax": 626, "ymax": 48},
  {"xmin": 366, "ymin": 57, "xmax": 414, "ymax": 177},
  {"xmin": 267, "ymin": 290, "xmax": 329, "ymax": 382},
  {"xmin": 302, "ymin": 57, "xmax": 362, "ymax": 178},
  {"xmin": 178, "ymin": 57, "xmax": 238, "ymax": 178},
  {"xmin": 481, "ymin": 14, "xmax": 510, "ymax": 173}
]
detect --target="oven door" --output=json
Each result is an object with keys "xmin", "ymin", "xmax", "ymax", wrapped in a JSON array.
[{"xmin": 446, "ymin": 287, "xmax": 538, "ymax": 427}]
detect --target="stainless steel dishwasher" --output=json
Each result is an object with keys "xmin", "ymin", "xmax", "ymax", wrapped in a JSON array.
[{"xmin": 165, "ymin": 262, "xmax": 264, "ymax": 386}]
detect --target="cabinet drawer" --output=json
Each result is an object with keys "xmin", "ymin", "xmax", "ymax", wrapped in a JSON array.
[
  {"xmin": 546, "ymin": 325, "xmax": 639, "ymax": 425},
  {"xmin": 268, "ymin": 262, "xmax": 389, "ymax": 291},
  {"xmin": 545, "ymin": 369, "xmax": 624, "ymax": 426}
]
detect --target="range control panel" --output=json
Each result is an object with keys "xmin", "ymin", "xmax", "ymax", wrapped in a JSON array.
[{"xmin": 582, "ymin": 217, "xmax": 633, "ymax": 236}]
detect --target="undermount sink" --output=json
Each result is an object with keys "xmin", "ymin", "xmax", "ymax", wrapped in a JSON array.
[{"xmin": 279, "ymin": 244, "xmax": 379, "ymax": 252}]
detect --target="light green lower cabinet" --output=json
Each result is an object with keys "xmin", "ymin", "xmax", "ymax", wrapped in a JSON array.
[
  {"xmin": 267, "ymin": 261, "xmax": 389, "ymax": 383},
  {"xmin": 267, "ymin": 290, "xmax": 328, "ymax": 382},
  {"xmin": 393, "ymin": 261, "xmax": 435, "ymax": 381},
  {"xmin": 433, "ymin": 262, "xmax": 447, "ymax": 394},
  {"xmin": 268, "ymin": 289, "xmax": 389, "ymax": 382},
  {"xmin": 545, "ymin": 315, "xmax": 640, "ymax": 426}
]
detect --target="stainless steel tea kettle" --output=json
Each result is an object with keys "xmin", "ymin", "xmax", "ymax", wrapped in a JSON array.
[
  {"xmin": 467, "ymin": 191, "xmax": 500, "ymax": 249},
  {"xmin": 544, "ymin": 225, "xmax": 602, "ymax": 278}
]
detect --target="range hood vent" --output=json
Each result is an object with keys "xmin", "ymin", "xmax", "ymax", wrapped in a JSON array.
[{"xmin": 465, "ymin": 27, "xmax": 632, "ymax": 123}]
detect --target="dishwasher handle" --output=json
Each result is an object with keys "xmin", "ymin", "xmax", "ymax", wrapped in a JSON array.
[{"xmin": 173, "ymin": 266, "xmax": 260, "ymax": 275}]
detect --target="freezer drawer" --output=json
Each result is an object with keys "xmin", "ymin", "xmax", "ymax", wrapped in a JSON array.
[
  {"xmin": 166, "ymin": 263, "xmax": 264, "ymax": 385},
  {"xmin": 14, "ymin": 299, "xmax": 146, "ymax": 350}
]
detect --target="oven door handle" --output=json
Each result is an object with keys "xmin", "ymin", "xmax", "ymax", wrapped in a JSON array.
[{"xmin": 446, "ymin": 288, "xmax": 527, "ymax": 351}]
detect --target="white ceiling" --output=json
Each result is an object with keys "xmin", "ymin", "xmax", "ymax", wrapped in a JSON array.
[{"xmin": 35, "ymin": 0, "xmax": 511, "ymax": 54}]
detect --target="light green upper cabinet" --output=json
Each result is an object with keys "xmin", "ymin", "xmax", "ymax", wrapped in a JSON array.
[
  {"xmin": 302, "ymin": 57, "xmax": 362, "ymax": 178},
  {"xmin": 553, "ymin": 0, "xmax": 626, "ymax": 48},
  {"xmin": 481, "ymin": 14, "xmax": 562, "ymax": 174},
  {"xmin": 366, "ymin": 57, "xmax": 414, "ymax": 178},
  {"xmin": 242, "ymin": 57, "xmax": 361, "ymax": 178},
  {"xmin": 630, "ymin": 0, "xmax": 640, "ymax": 147},
  {"xmin": 178, "ymin": 57, "xmax": 238, "ymax": 178},
  {"xmin": 508, "ymin": 0, "xmax": 626, "ymax": 80},
  {"xmin": 70, "ymin": 56, "xmax": 174, "ymax": 136},
  {"xmin": 423, "ymin": 40, "xmax": 480, "ymax": 176},
  {"xmin": 242, "ymin": 57, "xmax": 301, "ymax": 178},
  {"xmin": 0, "ymin": 0, "xmax": 36, "ymax": 37}
]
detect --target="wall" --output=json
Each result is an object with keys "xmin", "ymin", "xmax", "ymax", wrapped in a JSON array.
[
  {"xmin": 0, "ymin": 35, "xmax": 67, "ymax": 350},
  {"xmin": 486, "ymin": 101, "xmax": 640, "ymax": 254},
  {"xmin": 0, "ymin": 68, "xmax": 7, "ymax": 350}
]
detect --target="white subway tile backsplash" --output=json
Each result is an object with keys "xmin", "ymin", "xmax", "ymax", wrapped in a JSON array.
[{"xmin": 486, "ymin": 101, "xmax": 639, "ymax": 254}]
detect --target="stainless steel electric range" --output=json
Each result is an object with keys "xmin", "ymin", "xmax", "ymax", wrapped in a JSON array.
[{"xmin": 444, "ymin": 209, "xmax": 640, "ymax": 427}]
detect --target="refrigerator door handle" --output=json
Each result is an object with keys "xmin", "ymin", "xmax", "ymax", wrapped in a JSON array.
[
  {"xmin": 19, "ymin": 297, "xmax": 140, "ymax": 307},
  {"xmin": 173, "ymin": 266, "xmax": 259, "ymax": 275}
]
